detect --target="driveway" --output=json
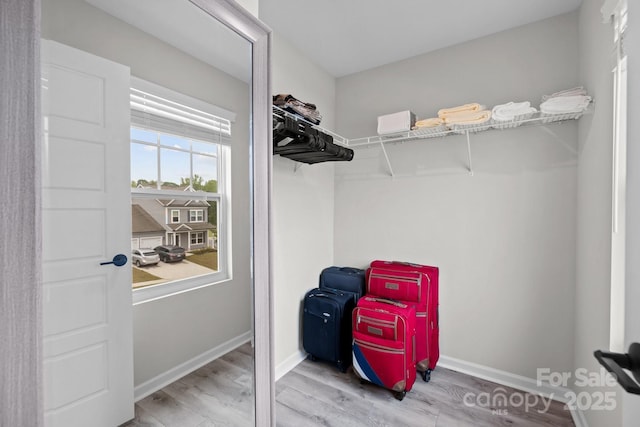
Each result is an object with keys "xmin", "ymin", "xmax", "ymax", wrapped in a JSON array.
[{"xmin": 134, "ymin": 258, "xmax": 214, "ymax": 287}]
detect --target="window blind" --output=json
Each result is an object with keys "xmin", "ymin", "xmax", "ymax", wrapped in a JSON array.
[{"xmin": 130, "ymin": 79, "xmax": 233, "ymax": 145}]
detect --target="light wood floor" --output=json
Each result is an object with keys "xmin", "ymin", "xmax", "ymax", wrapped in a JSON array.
[
  {"xmin": 124, "ymin": 343, "xmax": 575, "ymax": 426},
  {"xmin": 122, "ymin": 343, "xmax": 255, "ymax": 427}
]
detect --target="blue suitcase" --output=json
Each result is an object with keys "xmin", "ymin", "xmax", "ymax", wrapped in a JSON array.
[
  {"xmin": 319, "ymin": 266, "xmax": 366, "ymax": 303},
  {"xmin": 302, "ymin": 287, "xmax": 355, "ymax": 372}
]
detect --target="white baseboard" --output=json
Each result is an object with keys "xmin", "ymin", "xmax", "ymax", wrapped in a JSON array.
[
  {"xmin": 134, "ymin": 331, "xmax": 252, "ymax": 402},
  {"xmin": 438, "ymin": 355, "xmax": 587, "ymax": 427},
  {"xmin": 570, "ymin": 406, "xmax": 589, "ymax": 427},
  {"xmin": 275, "ymin": 349, "xmax": 307, "ymax": 381}
]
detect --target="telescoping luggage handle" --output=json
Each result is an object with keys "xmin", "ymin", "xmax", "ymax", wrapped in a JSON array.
[
  {"xmin": 363, "ymin": 296, "xmax": 408, "ymax": 308},
  {"xmin": 392, "ymin": 261, "xmax": 421, "ymax": 267},
  {"xmin": 312, "ymin": 288, "xmax": 340, "ymax": 297}
]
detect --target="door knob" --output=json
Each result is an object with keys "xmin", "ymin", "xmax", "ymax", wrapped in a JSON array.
[{"xmin": 100, "ymin": 254, "xmax": 128, "ymax": 267}]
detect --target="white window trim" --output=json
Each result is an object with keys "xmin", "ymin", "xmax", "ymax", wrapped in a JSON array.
[
  {"xmin": 189, "ymin": 209, "xmax": 204, "ymax": 222},
  {"xmin": 190, "ymin": 231, "xmax": 204, "ymax": 245},
  {"xmin": 130, "ymin": 79, "xmax": 232, "ymax": 305},
  {"xmin": 170, "ymin": 209, "xmax": 180, "ymax": 223},
  {"xmin": 606, "ymin": 0, "xmax": 628, "ymax": 353}
]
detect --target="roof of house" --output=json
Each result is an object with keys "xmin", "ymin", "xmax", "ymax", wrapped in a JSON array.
[
  {"xmin": 132, "ymin": 204, "xmax": 166, "ymax": 233},
  {"xmin": 168, "ymin": 222, "xmax": 216, "ymax": 232},
  {"xmin": 158, "ymin": 199, "xmax": 211, "ymax": 208}
]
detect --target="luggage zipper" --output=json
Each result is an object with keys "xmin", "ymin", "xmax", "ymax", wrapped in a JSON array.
[
  {"xmin": 306, "ymin": 310, "xmax": 333, "ymax": 323},
  {"xmin": 370, "ymin": 272, "xmax": 420, "ymax": 282},
  {"xmin": 369, "ymin": 272, "xmax": 422, "ymax": 301},
  {"xmin": 354, "ymin": 338, "xmax": 404, "ymax": 355},
  {"xmin": 356, "ymin": 315, "xmax": 398, "ymax": 340},
  {"xmin": 363, "ymin": 297, "xmax": 408, "ymax": 308},
  {"xmin": 357, "ymin": 315, "xmax": 396, "ymax": 328}
]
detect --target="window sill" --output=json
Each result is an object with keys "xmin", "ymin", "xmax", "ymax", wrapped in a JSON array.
[{"xmin": 132, "ymin": 271, "xmax": 230, "ymax": 305}]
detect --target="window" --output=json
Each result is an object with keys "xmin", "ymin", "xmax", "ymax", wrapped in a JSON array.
[
  {"xmin": 603, "ymin": 0, "xmax": 628, "ymax": 352},
  {"xmin": 191, "ymin": 232, "xmax": 204, "ymax": 245},
  {"xmin": 189, "ymin": 209, "xmax": 204, "ymax": 222},
  {"xmin": 129, "ymin": 78, "xmax": 234, "ymax": 303}
]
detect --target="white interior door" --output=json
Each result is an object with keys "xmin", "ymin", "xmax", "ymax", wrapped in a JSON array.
[{"xmin": 41, "ymin": 39, "xmax": 134, "ymax": 427}]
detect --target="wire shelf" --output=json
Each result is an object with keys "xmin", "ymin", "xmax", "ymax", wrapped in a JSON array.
[
  {"xmin": 491, "ymin": 112, "xmax": 537, "ymax": 130},
  {"xmin": 272, "ymin": 101, "xmax": 591, "ymax": 176}
]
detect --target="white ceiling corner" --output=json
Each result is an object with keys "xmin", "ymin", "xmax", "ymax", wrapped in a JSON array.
[{"xmin": 259, "ymin": 0, "xmax": 583, "ymax": 77}]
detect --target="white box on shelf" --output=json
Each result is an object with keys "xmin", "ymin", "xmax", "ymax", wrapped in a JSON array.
[{"xmin": 377, "ymin": 110, "xmax": 416, "ymax": 135}]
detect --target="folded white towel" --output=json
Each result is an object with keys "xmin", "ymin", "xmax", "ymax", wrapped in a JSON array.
[
  {"xmin": 540, "ymin": 95, "xmax": 592, "ymax": 114},
  {"xmin": 491, "ymin": 101, "xmax": 537, "ymax": 122},
  {"xmin": 541, "ymin": 87, "xmax": 588, "ymax": 102}
]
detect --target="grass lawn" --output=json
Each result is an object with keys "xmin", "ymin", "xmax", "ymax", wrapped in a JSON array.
[
  {"xmin": 132, "ymin": 267, "xmax": 162, "ymax": 284},
  {"xmin": 187, "ymin": 250, "xmax": 218, "ymax": 271}
]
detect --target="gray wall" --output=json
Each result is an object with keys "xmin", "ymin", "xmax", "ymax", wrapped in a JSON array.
[
  {"xmin": 333, "ymin": 12, "xmax": 579, "ymax": 379},
  {"xmin": 42, "ymin": 0, "xmax": 252, "ymax": 387},
  {"xmin": 270, "ymin": 33, "xmax": 337, "ymax": 369},
  {"xmin": 0, "ymin": 1, "xmax": 43, "ymax": 425}
]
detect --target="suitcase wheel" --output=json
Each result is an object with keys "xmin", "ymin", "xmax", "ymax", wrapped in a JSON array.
[
  {"xmin": 307, "ymin": 354, "xmax": 317, "ymax": 362},
  {"xmin": 421, "ymin": 369, "xmax": 432, "ymax": 382},
  {"xmin": 336, "ymin": 361, "xmax": 347, "ymax": 373},
  {"xmin": 393, "ymin": 390, "xmax": 406, "ymax": 401}
]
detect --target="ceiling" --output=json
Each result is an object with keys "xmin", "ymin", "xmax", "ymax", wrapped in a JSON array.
[
  {"xmin": 84, "ymin": 0, "xmax": 583, "ymax": 83},
  {"xmin": 259, "ymin": 0, "xmax": 583, "ymax": 77},
  {"xmin": 85, "ymin": 0, "xmax": 252, "ymax": 82}
]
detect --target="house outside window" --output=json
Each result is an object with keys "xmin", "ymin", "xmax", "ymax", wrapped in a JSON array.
[
  {"xmin": 129, "ymin": 77, "xmax": 233, "ymax": 303},
  {"xmin": 191, "ymin": 232, "xmax": 204, "ymax": 245},
  {"xmin": 189, "ymin": 209, "xmax": 204, "ymax": 222}
]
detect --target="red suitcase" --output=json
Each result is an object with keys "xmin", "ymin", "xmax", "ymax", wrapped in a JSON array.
[
  {"xmin": 369, "ymin": 260, "xmax": 439, "ymax": 382},
  {"xmin": 352, "ymin": 296, "xmax": 416, "ymax": 400},
  {"xmin": 366, "ymin": 267, "xmax": 430, "ymax": 377},
  {"xmin": 367, "ymin": 267, "xmax": 424, "ymax": 304}
]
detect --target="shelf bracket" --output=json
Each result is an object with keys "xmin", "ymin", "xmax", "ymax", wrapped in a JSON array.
[
  {"xmin": 379, "ymin": 141, "xmax": 395, "ymax": 177},
  {"xmin": 465, "ymin": 131, "xmax": 474, "ymax": 176}
]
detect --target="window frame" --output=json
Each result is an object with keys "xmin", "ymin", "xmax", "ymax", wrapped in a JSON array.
[
  {"xmin": 604, "ymin": 0, "xmax": 628, "ymax": 353},
  {"xmin": 189, "ymin": 209, "xmax": 204, "ymax": 222},
  {"xmin": 170, "ymin": 209, "xmax": 181, "ymax": 223},
  {"xmin": 130, "ymin": 79, "xmax": 233, "ymax": 305},
  {"xmin": 190, "ymin": 231, "xmax": 205, "ymax": 245}
]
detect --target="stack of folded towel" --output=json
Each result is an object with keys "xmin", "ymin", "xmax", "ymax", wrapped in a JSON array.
[
  {"xmin": 491, "ymin": 101, "xmax": 537, "ymax": 122},
  {"xmin": 541, "ymin": 87, "xmax": 589, "ymax": 102},
  {"xmin": 437, "ymin": 103, "xmax": 491, "ymax": 125},
  {"xmin": 540, "ymin": 87, "xmax": 592, "ymax": 115},
  {"xmin": 413, "ymin": 117, "xmax": 444, "ymax": 129}
]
